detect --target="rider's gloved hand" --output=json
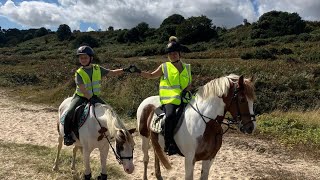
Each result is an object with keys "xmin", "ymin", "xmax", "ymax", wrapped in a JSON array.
[
  {"xmin": 89, "ymin": 95, "xmax": 98, "ymax": 104},
  {"xmin": 123, "ymin": 65, "xmax": 133, "ymax": 73},
  {"xmin": 129, "ymin": 65, "xmax": 141, "ymax": 73}
]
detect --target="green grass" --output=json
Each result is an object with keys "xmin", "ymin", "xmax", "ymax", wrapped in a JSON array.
[
  {"xmin": 256, "ymin": 110, "xmax": 320, "ymax": 158},
  {"xmin": 0, "ymin": 141, "xmax": 125, "ymax": 180}
]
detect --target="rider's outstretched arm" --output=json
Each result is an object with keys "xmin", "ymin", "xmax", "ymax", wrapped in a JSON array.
[
  {"xmin": 107, "ymin": 69, "xmax": 125, "ymax": 76},
  {"xmin": 140, "ymin": 65, "xmax": 163, "ymax": 79}
]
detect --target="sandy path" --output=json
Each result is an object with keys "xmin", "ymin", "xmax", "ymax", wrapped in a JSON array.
[{"xmin": 0, "ymin": 89, "xmax": 319, "ymax": 180}]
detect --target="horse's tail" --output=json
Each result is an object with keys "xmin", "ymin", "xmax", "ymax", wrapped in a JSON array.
[{"xmin": 150, "ymin": 132, "xmax": 172, "ymax": 170}]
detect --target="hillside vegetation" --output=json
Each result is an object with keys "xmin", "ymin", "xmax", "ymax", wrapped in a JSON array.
[{"xmin": 0, "ymin": 11, "xmax": 320, "ymax": 155}]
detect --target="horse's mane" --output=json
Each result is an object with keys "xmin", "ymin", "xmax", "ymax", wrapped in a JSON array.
[
  {"xmin": 196, "ymin": 74, "xmax": 256, "ymax": 100},
  {"xmin": 99, "ymin": 104, "xmax": 134, "ymax": 144}
]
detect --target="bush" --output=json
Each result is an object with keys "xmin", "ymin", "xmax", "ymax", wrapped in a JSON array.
[
  {"xmin": 189, "ymin": 43, "xmax": 207, "ymax": 52},
  {"xmin": 240, "ymin": 52, "xmax": 254, "ymax": 60},
  {"xmin": 253, "ymin": 39, "xmax": 269, "ymax": 47},
  {"xmin": 254, "ymin": 49, "xmax": 276, "ymax": 60},
  {"xmin": 280, "ymin": 48, "xmax": 293, "ymax": 55}
]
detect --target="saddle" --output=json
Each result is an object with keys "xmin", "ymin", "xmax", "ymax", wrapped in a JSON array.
[
  {"xmin": 60, "ymin": 103, "xmax": 91, "ymax": 139},
  {"xmin": 150, "ymin": 103, "xmax": 186, "ymax": 136}
]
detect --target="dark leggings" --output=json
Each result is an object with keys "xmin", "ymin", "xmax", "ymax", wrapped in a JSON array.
[
  {"xmin": 64, "ymin": 94, "xmax": 105, "ymax": 135},
  {"xmin": 163, "ymin": 104, "xmax": 179, "ymax": 144}
]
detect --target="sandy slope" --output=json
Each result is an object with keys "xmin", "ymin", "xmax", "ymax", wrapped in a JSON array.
[{"xmin": 0, "ymin": 89, "xmax": 319, "ymax": 180}]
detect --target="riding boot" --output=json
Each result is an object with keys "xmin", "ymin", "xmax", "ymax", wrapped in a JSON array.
[
  {"xmin": 164, "ymin": 120, "xmax": 177, "ymax": 155},
  {"xmin": 64, "ymin": 111, "xmax": 75, "ymax": 146},
  {"xmin": 164, "ymin": 117, "xmax": 171, "ymax": 152}
]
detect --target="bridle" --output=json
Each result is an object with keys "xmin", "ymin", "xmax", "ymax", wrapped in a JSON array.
[
  {"xmin": 88, "ymin": 103, "xmax": 134, "ymax": 164},
  {"xmin": 183, "ymin": 80, "xmax": 256, "ymax": 134},
  {"xmin": 224, "ymin": 81, "xmax": 256, "ymax": 132}
]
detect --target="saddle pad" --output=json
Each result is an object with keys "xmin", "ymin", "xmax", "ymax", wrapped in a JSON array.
[{"xmin": 60, "ymin": 103, "xmax": 90, "ymax": 129}]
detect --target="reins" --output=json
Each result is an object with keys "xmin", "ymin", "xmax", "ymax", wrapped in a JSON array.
[{"xmin": 86, "ymin": 102, "xmax": 133, "ymax": 164}]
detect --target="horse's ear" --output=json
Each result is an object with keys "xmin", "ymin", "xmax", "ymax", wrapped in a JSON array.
[
  {"xmin": 128, "ymin": 128, "xmax": 136, "ymax": 134},
  {"xmin": 249, "ymin": 75, "xmax": 256, "ymax": 84},
  {"xmin": 238, "ymin": 75, "xmax": 244, "ymax": 90}
]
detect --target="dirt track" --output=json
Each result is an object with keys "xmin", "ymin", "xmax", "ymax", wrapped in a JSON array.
[{"xmin": 0, "ymin": 89, "xmax": 319, "ymax": 179}]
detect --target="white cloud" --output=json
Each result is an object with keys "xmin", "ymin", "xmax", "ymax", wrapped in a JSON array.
[
  {"xmin": 257, "ymin": 0, "xmax": 320, "ymax": 21},
  {"xmin": 0, "ymin": 0, "xmax": 319, "ymax": 31},
  {"xmin": 87, "ymin": 26, "xmax": 95, "ymax": 32},
  {"xmin": 0, "ymin": 0, "xmax": 79, "ymax": 29}
]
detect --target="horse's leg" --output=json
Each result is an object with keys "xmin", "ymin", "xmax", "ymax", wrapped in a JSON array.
[
  {"xmin": 142, "ymin": 136, "xmax": 150, "ymax": 180},
  {"xmin": 52, "ymin": 135, "xmax": 63, "ymax": 171},
  {"xmin": 200, "ymin": 159, "xmax": 214, "ymax": 180},
  {"xmin": 99, "ymin": 144, "xmax": 109, "ymax": 176},
  {"xmin": 82, "ymin": 146, "xmax": 92, "ymax": 177},
  {"xmin": 184, "ymin": 156, "xmax": 195, "ymax": 180},
  {"xmin": 71, "ymin": 146, "xmax": 79, "ymax": 171},
  {"xmin": 154, "ymin": 149, "xmax": 163, "ymax": 180}
]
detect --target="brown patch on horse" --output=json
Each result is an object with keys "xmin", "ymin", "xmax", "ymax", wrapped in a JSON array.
[
  {"xmin": 116, "ymin": 130, "xmax": 127, "ymax": 152},
  {"xmin": 150, "ymin": 132, "xmax": 172, "ymax": 170},
  {"xmin": 244, "ymin": 78, "xmax": 256, "ymax": 101},
  {"xmin": 194, "ymin": 116, "xmax": 223, "ymax": 162},
  {"xmin": 223, "ymin": 76, "xmax": 254, "ymax": 123},
  {"xmin": 139, "ymin": 104, "xmax": 155, "ymax": 138}
]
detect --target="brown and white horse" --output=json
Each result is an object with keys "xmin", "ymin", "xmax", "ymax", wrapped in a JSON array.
[
  {"xmin": 137, "ymin": 74, "xmax": 256, "ymax": 180},
  {"xmin": 53, "ymin": 100, "xmax": 135, "ymax": 179}
]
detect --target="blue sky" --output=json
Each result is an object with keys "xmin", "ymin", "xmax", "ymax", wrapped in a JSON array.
[{"xmin": 0, "ymin": 0, "xmax": 319, "ymax": 32}]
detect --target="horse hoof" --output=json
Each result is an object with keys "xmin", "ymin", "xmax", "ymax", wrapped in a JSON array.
[
  {"xmin": 97, "ymin": 173, "xmax": 107, "ymax": 180},
  {"xmin": 52, "ymin": 166, "xmax": 58, "ymax": 171},
  {"xmin": 84, "ymin": 173, "xmax": 92, "ymax": 180}
]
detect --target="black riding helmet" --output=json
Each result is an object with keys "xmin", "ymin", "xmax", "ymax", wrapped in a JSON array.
[
  {"xmin": 76, "ymin": 46, "xmax": 94, "ymax": 57},
  {"xmin": 165, "ymin": 42, "xmax": 181, "ymax": 53}
]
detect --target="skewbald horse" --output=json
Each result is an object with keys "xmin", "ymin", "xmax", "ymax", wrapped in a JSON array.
[
  {"xmin": 137, "ymin": 74, "xmax": 256, "ymax": 180},
  {"xmin": 53, "ymin": 99, "xmax": 135, "ymax": 180}
]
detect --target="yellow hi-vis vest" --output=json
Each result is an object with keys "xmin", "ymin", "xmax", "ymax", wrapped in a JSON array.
[
  {"xmin": 159, "ymin": 62, "xmax": 192, "ymax": 105},
  {"xmin": 75, "ymin": 64, "xmax": 101, "ymax": 97}
]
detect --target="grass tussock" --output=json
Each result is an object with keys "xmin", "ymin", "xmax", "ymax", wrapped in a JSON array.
[{"xmin": 0, "ymin": 141, "xmax": 125, "ymax": 180}]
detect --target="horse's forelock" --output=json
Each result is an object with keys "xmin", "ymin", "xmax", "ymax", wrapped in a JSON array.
[{"xmin": 115, "ymin": 129, "xmax": 135, "ymax": 147}]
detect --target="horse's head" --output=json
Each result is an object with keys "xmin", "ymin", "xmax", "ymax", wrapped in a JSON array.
[
  {"xmin": 115, "ymin": 128, "xmax": 136, "ymax": 174},
  {"xmin": 224, "ymin": 75, "xmax": 256, "ymax": 134}
]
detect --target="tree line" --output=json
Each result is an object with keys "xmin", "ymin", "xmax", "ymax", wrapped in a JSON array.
[{"xmin": 0, "ymin": 11, "xmax": 317, "ymax": 48}]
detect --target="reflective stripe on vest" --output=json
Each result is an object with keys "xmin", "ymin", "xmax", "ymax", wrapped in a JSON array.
[
  {"xmin": 159, "ymin": 62, "xmax": 192, "ymax": 105},
  {"xmin": 75, "ymin": 64, "xmax": 102, "ymax": 97}
]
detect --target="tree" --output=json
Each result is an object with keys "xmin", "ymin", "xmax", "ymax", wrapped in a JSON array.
[
  {"xmin": 160, "ymin": 14, "xmax": 185, "ymax": 28},
  {"xmin": 73, "ymin": 34, "xmax": 100, "ymax": 48},
  {"xmin": 0, "ymin": 32, "xmax": 6, "ymax": 46},
  {"xmin": 56, "ymin": 24, "xmax": 72, "ymax": 41},
  {"xmin": 35, "ymin": 27, "xmax": 48, "ymax": 37},
  {"xmin": 176, "ymin": 15, "xmax": 217, "ymax": 44},
  {"xmin": 158, "ymin": 14, "xmax": 186, "ymax": 42},
  {"xmin": 124, "ymin": 27, "xmax": 140, "ymax": 43},
  {"xmin": 251, "ymin": 11, "xmax": 306, "ymax": 38},
  {"xmin": 108, "ymin": 26, "xmax": 114, "ymax": 31},
  {"xmin": 136, "ymin": 22, "xmax": 149, "ymax": 41}
]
